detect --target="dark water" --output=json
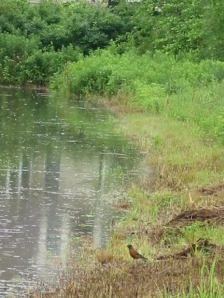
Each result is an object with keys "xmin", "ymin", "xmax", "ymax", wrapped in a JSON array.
[{"xmin": 0, "ymin": 88, "xmax": 140, "ymax": 296}]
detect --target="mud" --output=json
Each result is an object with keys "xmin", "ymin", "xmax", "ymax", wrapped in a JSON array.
[
  {"xmin": 199, "ymin": 183, "xmax": 224, "ymax": 196},
  {"xmin": 167, "ymin": 207, "xmax": 224, "ymax": 227},
  {"xmin": 156, "ymin": 238, "xmax": 224, "ymax": 260}
]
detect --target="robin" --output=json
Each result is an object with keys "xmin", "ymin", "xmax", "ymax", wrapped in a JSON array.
[{"xmin": 127, "ymin": 244, "xmax": 147, "ymax": 262}]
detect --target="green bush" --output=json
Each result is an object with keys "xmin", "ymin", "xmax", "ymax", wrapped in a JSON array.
[
  {"xmin": 51, "ymin": 49, "xmax": 224, "ymax": 98},
  {"xmin": 0, "ymin": 31, "xmax": 80, "ymax": 84}
]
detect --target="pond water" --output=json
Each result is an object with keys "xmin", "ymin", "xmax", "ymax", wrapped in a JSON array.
[{"xmin": 0, "ymin": 88, "xmax": 141, "ymax": 296}]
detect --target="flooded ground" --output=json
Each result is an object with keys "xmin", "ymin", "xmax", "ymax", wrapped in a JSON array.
[{"xmin": 0, "ymin": 88, "xmax": 141, "ymax": 296}]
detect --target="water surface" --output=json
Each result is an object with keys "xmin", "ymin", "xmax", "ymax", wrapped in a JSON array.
[{"xmin": 0, "ymin": 88, "xmax": 140, "ymax": 295}]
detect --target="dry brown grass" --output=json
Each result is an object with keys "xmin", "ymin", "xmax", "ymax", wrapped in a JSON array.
[
  {"xmin": 95, "ymin": 251, "xmax": 114, "ymax": 264},
  {"xmin": 167, "ymin": 207, "xmax": 224, "ymax": 227},
  {"xmin": 113, "ymin": 201, "xmax": 131, "ymax": 209},
  {"xmin": 29, "ymin": 254, "xmax": 224, "ymax": 298}
]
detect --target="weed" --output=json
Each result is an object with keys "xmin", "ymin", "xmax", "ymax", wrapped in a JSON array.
[{"xmin": 95, "ymin": 251, "xmax": 114, "ymax": 264}]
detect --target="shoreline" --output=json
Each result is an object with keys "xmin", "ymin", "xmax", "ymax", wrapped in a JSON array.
[
  {"xmin": 0, "ymin": 84, "xmax": 48, "ymax": 91},
  {"xmin": 27, "ymin": 95, "xmax": 224, "ymax": 297}
]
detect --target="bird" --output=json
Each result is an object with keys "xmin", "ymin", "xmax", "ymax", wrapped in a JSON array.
[{"xmin": 127, "ymin": 244, "xmax": 148, "ymax": 262}]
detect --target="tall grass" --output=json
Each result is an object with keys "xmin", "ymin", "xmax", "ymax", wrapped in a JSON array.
[
  {"xmin": 51, "ymin": 50, "xmax": 224, "ymax": 143},
  {"xmin": 162, "ymin": 261, "xmax": 224, "ymax": 298}
]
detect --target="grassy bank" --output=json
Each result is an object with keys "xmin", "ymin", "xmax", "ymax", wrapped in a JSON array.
[
  {"xmin": 30, "ymin": 107, "xmax": 224, "ymax": 297},
  {"xmin": 28, "ymin": 51, "xmax": 224, "ymax": 297},
  {"xmin": 81, "ymin": 112, "xmax": 224, "ymax": 297},
  {"xmin": 51, "ymin": 49, "xmax": 224, "ymax": 142}
]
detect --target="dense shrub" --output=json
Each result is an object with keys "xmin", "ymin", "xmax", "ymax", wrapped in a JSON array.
[
  {"xmin": 0, "ymin": 0, "xmax": 135, "ymax": 84},
  {"xmin": 0, "ymin": 32, "xmax": 81, "ymax": 84},
  {"xmin": 51, "ymin": 49, "xmax": 224, "ymax": 98}
]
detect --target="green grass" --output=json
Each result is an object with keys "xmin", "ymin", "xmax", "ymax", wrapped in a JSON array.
[
  {"xmin": 51, "ymin": 49, "xmax": 224, "ymax": 145},
  {"xmin": 161, "ymin": 261, "xmax": 224, "ymax": 298}
]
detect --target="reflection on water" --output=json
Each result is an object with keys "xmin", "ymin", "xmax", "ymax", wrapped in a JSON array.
[{"xmin": 0, "ymin": 88, "xmax": 140, "ymax": 295}]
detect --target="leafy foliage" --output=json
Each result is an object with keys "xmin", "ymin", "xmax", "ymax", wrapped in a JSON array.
[
  {"xmin": 0, "ymin": 0, "xmax": 133, "ymax": 84},
  {"xmin": 1, "ymin": 0, "xmax": 224, "ymax": 84}
]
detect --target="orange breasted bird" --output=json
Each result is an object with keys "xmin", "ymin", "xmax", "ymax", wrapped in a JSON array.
[{"xmin": 127, "ymin": 244, "xmax": 147, "ymax": 262}]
